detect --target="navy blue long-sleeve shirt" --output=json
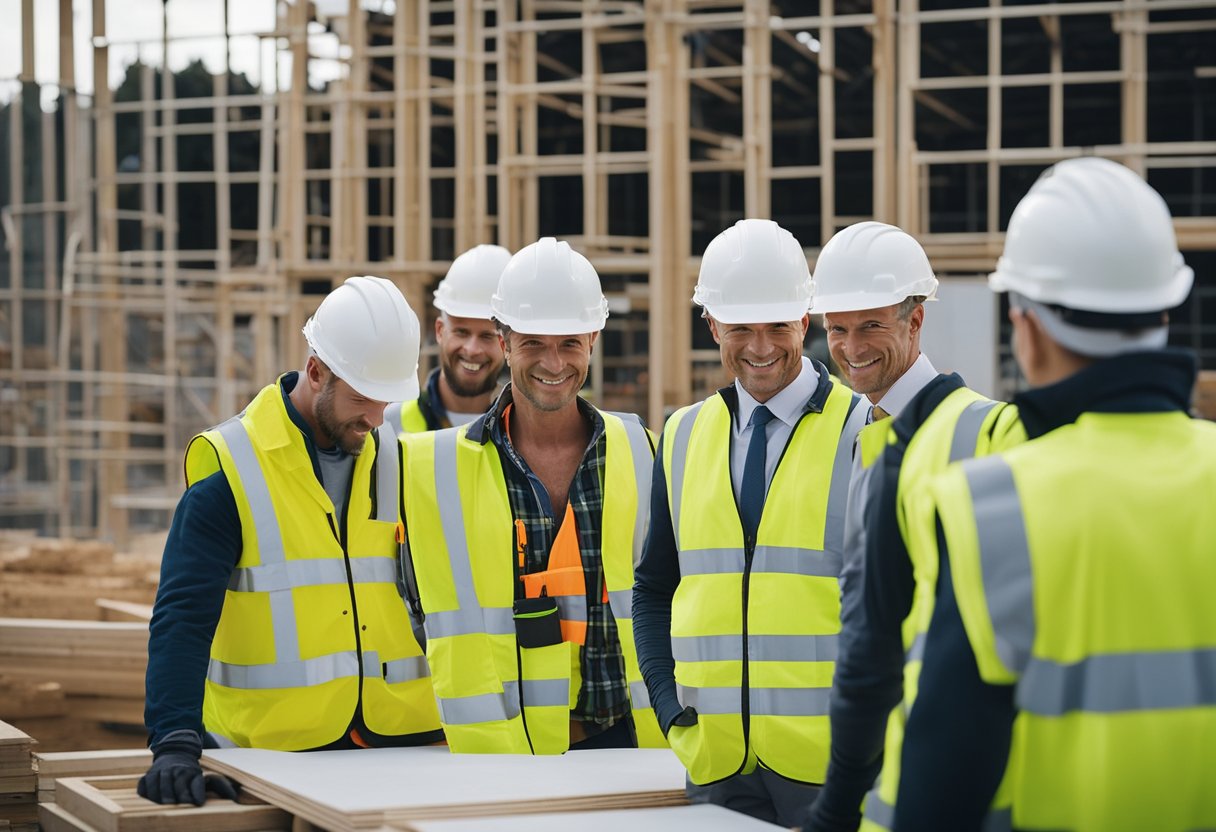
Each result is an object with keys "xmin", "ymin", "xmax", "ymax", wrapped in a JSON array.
[
  {"xmin": 893, "ymin": 349, "xmax": 1198, "ymax": 831},
  {"xmin": 803, "ymin": 374, "xmax": 965, "ymax": 832},
  {"xmin": 631, "ymin": 432, "xmax": 685, "ymax": 733}
]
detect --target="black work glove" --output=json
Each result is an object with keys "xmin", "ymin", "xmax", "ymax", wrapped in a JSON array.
[
  {"xmin": 662, "ymin": 705, "xmax": 699, "ymax": 735},
  {"xmin": 137, "ymin": 730, "xmax": 239, "ymax": 806}
]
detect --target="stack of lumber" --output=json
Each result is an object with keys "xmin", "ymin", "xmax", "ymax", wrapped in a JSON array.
[
  {"xmin": 39, "ymin": 775, "xmax": 292, "ymax": 832},
  {"xmin": 203, "ymin": 747, "xmax": 689, "ymax": 831},
  {"xmin": 0, "ymin": 618, "xmax": 147, "ymax": 726},
  {"xmin": 0, "ymin": 722, "xmax": 37, "ymax": 832},
  {"xmin": 0, "ymin": 535, "xmax": 157, "ymax": 621},
  {"xmin": 34, "ymin": 750, "xmax": 152, "ymax": 804}
]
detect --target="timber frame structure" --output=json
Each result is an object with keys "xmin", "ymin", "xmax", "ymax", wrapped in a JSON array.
[{"xmin": 2, "ymin": 0, "xmax": 1214, "ymax": 539}]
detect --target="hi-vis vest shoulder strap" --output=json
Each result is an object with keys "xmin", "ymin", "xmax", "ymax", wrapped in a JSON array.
[
  {"xmin": 386, "ymin": 399, "xmax": 430, "ymax": 435},
  {"xmin": 187, "ymin": 381, "xmax": 437, "ymax": 750}
]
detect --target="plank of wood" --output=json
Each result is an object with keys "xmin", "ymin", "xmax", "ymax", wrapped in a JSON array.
[
  {"xmin": 40, "ymin": 802, "xmax": 102, "ymax": 832},
  {"xmin": 95, "ymin": 600, "xmax": 154, "ymax": 622},
  {"xmin": 34, "ymin": 749, "xmax": 152, "ymax": 796},
  {"xmin": 393, "ymin": 804, "xmax": 783, "ymax": 831},
  {"xmin": 203, "ymin": 747, "xmax": 687, "ymax": 831},
  {"xmin": 0, "ymin": 722, "xmax": 34, "ymax": 746},
  {"xmin": 54, "ymin": 775, "xmax": 292, "ymax": 832}
]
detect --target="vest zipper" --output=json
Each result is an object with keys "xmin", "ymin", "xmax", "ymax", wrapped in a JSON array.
[
  {"xmin": 333, "ymin": 483, "xmax": 367, "ymax": 730},
  {"xmin": 735, "ymin": 408, "xmax": 810, "ymax": 779},
  {"xmin": 740, "ymin": 528, "xmax": 756, "ymax": 776}
]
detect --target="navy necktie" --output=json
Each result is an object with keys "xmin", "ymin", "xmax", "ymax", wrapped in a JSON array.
[{"xmin": 739, "ymin": 405, "xmax": 775, "ymax": 541}]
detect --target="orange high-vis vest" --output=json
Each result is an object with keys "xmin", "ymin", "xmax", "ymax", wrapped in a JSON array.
[{"xmin": 519, "ymin": 503, "xmax": 608, "ymax": 645}]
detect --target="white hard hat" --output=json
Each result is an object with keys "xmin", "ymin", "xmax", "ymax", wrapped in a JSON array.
[
  {"xmin": 302, "ymin": 275, "xmax": 422, "ymax": 402},
  {"xmin": 693, "ymin": 218, "xmax": 812, "ymax": 324},
  {"xmin": 810, "ymin": 221, "xmax": 939, "ymax": 314},
  {"xmin": 490, "ymin": 237, "xmax": 609, "ymax": 335},
  {"xmin": 990, "ymin": 157, "xmax": 1192, "ymax": 314},
  {"xmin": 434, "ymin": 244, "xmax": 513, "ymax": 319}
]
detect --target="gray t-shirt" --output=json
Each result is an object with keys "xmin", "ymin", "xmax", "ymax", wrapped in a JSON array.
[{"xmin": 316, "ymin": 445, "xmax": 355, "ymax": 527}]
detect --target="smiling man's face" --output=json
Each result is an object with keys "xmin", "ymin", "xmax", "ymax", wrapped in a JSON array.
[
  {"xmin": 707, "ymin": 315, "xmax": 810, "ymax": 404},
  {"xmin": 823, "ymin": 302, "xmax": 923, "ymax": 402}
]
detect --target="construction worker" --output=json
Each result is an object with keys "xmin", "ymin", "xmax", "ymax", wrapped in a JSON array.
[
  {"xmin": 896, "ymin": 157, "xmax": 1215, "ymax": 831},
  {"xmin": 399, "ymin": 237, "xmax": 664, "ymax": 754},
  {"xmin": 633, "ymin": 218, "xmax": 868, "ymax": 827},
  {"xmin": 386, "ymin": 244, "xmax": 511, "ymax": 433},
  {"xmin": 139, "ymin": 276, "xmax": 441, "ymax": 806},
  {"xmin": 800, "ymin": 223, "xmax": 1023, "ymax": 832}
]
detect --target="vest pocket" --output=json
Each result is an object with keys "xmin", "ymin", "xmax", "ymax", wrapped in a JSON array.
[{"xmin": 512, "ymin": 596, "xmax": 563, "ymax": 648}]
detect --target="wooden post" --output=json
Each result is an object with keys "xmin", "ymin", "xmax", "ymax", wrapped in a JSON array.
[{"xmin": 93, "ymin": 0, "xmax": 128, "ymax": 542}]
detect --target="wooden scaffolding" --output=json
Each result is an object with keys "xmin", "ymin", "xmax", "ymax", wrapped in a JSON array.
[{"xmin": 2, "ymin": 0, "xmax": 1214, "ymax": 540}]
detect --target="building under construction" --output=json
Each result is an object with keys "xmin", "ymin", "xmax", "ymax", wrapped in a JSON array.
[{"xmin": 1, "ymin": 0, "xmax": 1213, "ymax": 542}]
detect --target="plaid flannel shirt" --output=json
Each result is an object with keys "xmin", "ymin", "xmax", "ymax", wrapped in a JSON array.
[{"xmin": 472, "ymin": 385, "xmax": 631, "ymax": 730}]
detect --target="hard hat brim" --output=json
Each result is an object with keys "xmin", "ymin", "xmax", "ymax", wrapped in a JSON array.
[
  {"xmin": 434, "ymin": 299, "xmax": 496, "ymax": 320},
  {"xmin": 700, "ymin": 300, "xmax": 811, "ymax": 325},
  {"xmin": 810, "ymin": 291, "xmax": 912, "ymax": 315},
  {"xmin": 492, "ymin": 314, "xmax": 605, "ymax": 335},
  {"xmin": 989, "ymin": 262, "xmax": 1194, "ymax": 314}
]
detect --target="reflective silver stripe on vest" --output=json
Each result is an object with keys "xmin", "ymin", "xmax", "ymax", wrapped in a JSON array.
[
  {"xmin": 209, "ymin": 649, "xmax": 430, "ymax": 691},
  {"xmin": 217, "ymin": 417, "xmax": 299, "ymax": 665},
  {"xmin": 426, "ymin": 605, "xmax": 514, "ymax": 639},
  {"xmin": 422, "ymin": 429, "xmax": 492, "ymax": 641},
  {"xmin": 678, "ymin": 684, "xmax": 830, "ymax": 717},
  {"xmin": 907, "ymin": 631, "xmax": 927, "ymax": 664},
  {"xmin": 438, "ymin": 680, "xmax": 522, "ymax": 725},
  {"xmin": 436, "ymin": 676, "xmax": 570, "ymax": 726},
  {"xmin": 667, "ymin": 402, "xmax": 704, "ymax": 549},
  {"xmin": 208, "ymin": 651, "xmax": 362, "ymax": 689},
  {"xmin": 949, "ymin": 400, "xmax": 999, "ymax": 463},
  {"xmin": 619, "ymin": 416, "xmax": 653, "ymax": 568},
  {"xmin": 228, "ymin": 556, "xmax": 398, "ymax": 592},
  {"xmin": 383, "ymin": 655, "xmax": 431, "ymax": 684},
  {"xmin": 824, "ymin": 396, "xmax": 870, "ymax": 559},
  {"xmin": 607, "ymin": 589, "xmax": 632, "ymax": 621},
  {"xmin": 630, "ymin": 680, "xmax": 652, "ymax": 709},
  {"xmin": 677, "ymin": 545, "xmax": 842, "ymax": 578},
  {"xmin": 672, "ymin": 633, "xmax": 838, "ymax": 663},
  {"xmin": 385, "ymin": 402, "xmax": 404, "ymax": 434},
  {"xmin": 555, "ymin": 594, "xmax": 588, "ymax": 623},
  {"xmin": 1018, "ymin": 648, "xmax": 1216, "ymax": 717},
  {"xmin": 965, "ymin": 455, "xmax": 1035, "ymax": 676},
  {"xmin": 374, "ymin": 422, "xmax": 399, "ymax": 523},
  {"xmin": 864, "ymin": 789, "xmax": 895, "ymax": 830}
]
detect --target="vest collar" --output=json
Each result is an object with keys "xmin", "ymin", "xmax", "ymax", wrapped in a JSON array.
[
  {"xmin": 1013, "ymin": 348, "xmax": 1196, "ymax": 440},
  {"xmin": 716, "ymin": 357, "xmax": 835, "ymax": 424},
  {"xmin": 466, "ymin": 384, "xmax": 604, "ymax": 449}
]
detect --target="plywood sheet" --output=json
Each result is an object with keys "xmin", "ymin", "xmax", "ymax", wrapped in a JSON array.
[
  {"xmin": 204, "ymin": 747, "xmax": 687, "ymax": 830},
  {"xmin": 393, "ymin": 803, "xmax": 779, "ymax": 831}
]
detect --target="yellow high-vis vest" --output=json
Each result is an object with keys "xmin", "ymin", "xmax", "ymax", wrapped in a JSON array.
[
  {"xmin": 401, "ymin": 408, "xmax": 665, "ymax": 754},
  {"xmin": 385, "ymin": 399, "xmax": 429, "ymax": 435},
  {"xmin": 934, "ymin": 409, "xmax": 1216, "ymax": 832},
  {"xmin": 854, "ymin": 388, "xmax": 1023, "ymax": 832},
  {"xmin": 187, "ymin": 378, "xmax": 439, "ymax": 750},
  {"xmin": 663, "ymin": 379, "xmax": 867, "ymax": 785}
]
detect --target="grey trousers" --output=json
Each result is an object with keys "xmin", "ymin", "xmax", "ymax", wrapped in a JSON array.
[{"xmin": 686, "ymin": 769, "xmax": 821, "ymax": 828}]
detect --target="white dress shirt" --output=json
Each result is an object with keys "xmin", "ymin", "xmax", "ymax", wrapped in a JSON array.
[
  {"xmin": 868, "ymin": 352, "xmax": 938, "ymax": 421},
  {"xmin": 731, "ymin": 356, "xmax": 820, "ymax": 504}
]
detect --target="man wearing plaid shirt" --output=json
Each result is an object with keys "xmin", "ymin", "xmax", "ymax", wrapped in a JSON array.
[{"xmin": 400, "ymin": 237, "xmax": 664, "ymax": 753}]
